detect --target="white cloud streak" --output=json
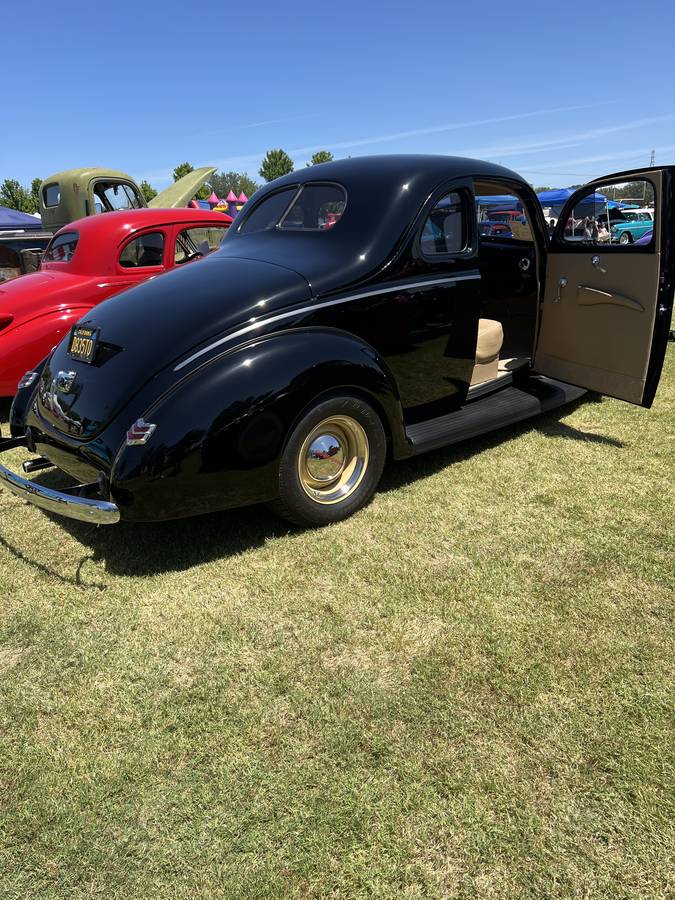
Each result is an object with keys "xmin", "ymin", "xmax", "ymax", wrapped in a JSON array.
[
  {"xmin": 141, "ymin": 107, "xmax": 675, "ymax": 186},
  {"xmin": 140, "ymin": 101, "xmax": 614, "ymax": 182}
]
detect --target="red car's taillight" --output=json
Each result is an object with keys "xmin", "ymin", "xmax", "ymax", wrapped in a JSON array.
[{"xmin": 0, "ymin": 314, "xmax": 14, "ymax": 333}]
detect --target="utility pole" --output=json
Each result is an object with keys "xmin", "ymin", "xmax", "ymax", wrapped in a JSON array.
[{"xmin": 644, "ymin": 151, "xmax": 655, "ymax": 205}]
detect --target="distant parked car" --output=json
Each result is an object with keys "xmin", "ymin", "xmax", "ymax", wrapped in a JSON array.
[
  {"xmin": 0, "ymin": 208, "xmax": 232, "ymax": 396},
  {"xmin": 478, "ymin": 221, "xmax": 513, "ymax": 237},
  {"xmin": 611, "ymin": 209, "xmax": 654, "ymax": 244},
  {"xmin": 634, "ymin": 229, "xmax": 654, "ymax": 246},
  {"xmin": 487, "ymin": 209, "xmax": 522, "ymax": 224}
]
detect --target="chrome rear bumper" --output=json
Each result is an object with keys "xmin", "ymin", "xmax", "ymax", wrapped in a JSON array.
[{"xmin": 0, "ymin": 436, "xmax": 120, "ymax": 525}]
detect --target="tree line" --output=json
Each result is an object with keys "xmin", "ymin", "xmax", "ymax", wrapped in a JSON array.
[{"xmin": 0, "ymin": 149, "xmax": 334, "ymax": 213}]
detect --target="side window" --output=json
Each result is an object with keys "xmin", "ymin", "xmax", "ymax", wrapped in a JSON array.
[
  {"xmin": 175, "ymin": 226, "xmax": 228, "ymax": 264},
  {"xmin": 42, "ymin": 184, "xmax": 60, "ymax": 207},
  {"xmin": 119, "ymin": 232, "xmax": 165, "ymax": 268},
  {"xmin": 238, "ymin": 187, "xmax": 298, "ymax": 234},
  {"xmin": 279, "ymin": 184, "xmax": 347, "ymax": 230},
  {"xmin": 420, "ymin": 192, "xmax": 466, "ymax": 256},
  {"xmin": 476, "ymin": 192, "xmax": 533, "ymax": 243},
  {"xmin": 561, "ymin": 179, "xmax": 655, "ymax": 247}
]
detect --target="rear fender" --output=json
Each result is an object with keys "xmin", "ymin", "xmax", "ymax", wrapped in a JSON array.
[
  {"xmin": 8, "ymin": 355, "xmax": 49, "ymax": 437},
  {"xmin": 0, "ymin": 307, "xmax": 91, "ymax": 397},
  {"xmin": 111, "ymin": 328, "xmax": 408, "ymax": 521}
]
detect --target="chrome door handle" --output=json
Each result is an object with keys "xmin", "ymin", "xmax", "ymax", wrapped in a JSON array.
[
  {"xmin": 518, "ymin": 257, "xmax": 531, "ymax": 272},
  {"xmin": 591, "ymin": 255, "xmax": 607, "ymax": 274},
  {"xmin": 554, "ymin": 277, "xmax": 567, "ymax": 302}
]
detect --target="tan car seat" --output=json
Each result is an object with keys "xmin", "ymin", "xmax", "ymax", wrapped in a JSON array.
[{"xmin": 472, "ymin": 319, "xmax": 504, "ymax": 385}]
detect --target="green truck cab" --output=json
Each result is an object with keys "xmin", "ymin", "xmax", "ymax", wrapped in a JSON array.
[{"xmin": 39, "ymin": 166, "xmax": 216, "ymax": 232}]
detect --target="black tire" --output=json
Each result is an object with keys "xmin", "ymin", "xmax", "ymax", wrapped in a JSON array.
[
  {"xmin": 270, "ymin": 395, "xmax": 386, "ymax": 527},
  {"xmin": 619, "ymin": 231, "xmax": 632, "ymax": 244}
]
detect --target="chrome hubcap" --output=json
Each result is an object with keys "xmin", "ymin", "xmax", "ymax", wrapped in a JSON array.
[{"xmin": 298, "ymin": 415, "xmax": 369, "ymax": 505}]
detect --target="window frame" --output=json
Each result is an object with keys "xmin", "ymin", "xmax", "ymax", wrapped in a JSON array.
[
  {"xmin": 235, "ymin": 185, "xmax": 301, "ymax": 234},
  {"xmin": 93, "ymin": 180, "xmax": 144, "ymax": 215},
  {"xmin": 117, "ymin": 230, "xmax": 167, "ymax": 270},
  {"xmin": 417, "ymin": 185, "xmax": 473, "ymax": 261},
  {"xmin": 278, "ymin": 182, "xmax": 348, "ymax": 232},
  {"xmin": 43, "ymin": 231, "xmax": 80, "ymax": 264},
  {"xmin": 42, "ymin": 184, "xmax": 61, "ymax": 208},
  {"xmin": 552, "ymin": 176, "xmax": 658, "ymax": 253},
  {"xmin": 235, "ymin": 181, "xmax": 348, "ymax": 235},
  {"xmin": 174, "ymin": 224, "xmax": 229, "ymax": 265}
]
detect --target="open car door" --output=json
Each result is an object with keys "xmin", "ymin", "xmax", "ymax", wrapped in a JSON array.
[
  {"xmin": 533, "ymin": 167, "xmax": 674, "ymax": 407},
  {"xmin": 149, "ymin": 167, "xmax": 217, "ymax": 209}
]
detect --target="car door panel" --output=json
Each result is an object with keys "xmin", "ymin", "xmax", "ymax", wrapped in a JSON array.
[
  {"xmin": 536, "ymin": 251, "xmax": 660, "ymax": 404},
  {"xmin": 534, "ymin": 167, "xmax": 674, "ymax": 407}
]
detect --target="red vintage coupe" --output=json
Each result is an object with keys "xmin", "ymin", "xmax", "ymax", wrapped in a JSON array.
[{"xmin": 0, "ymin": 207, "xmax": 232, "ymax": 396}]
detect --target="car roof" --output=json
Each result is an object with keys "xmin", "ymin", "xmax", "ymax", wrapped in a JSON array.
[
  {"xmin": 220, "ymin": 154, "xmax": 528, "ymax": 296},
  {"xmin": 56, "ymin": 207, "xmax": 232, "ymax": 241},
  {"xmin": 48, "ymin": 208, "xmax": 233, "ymax": 275}
]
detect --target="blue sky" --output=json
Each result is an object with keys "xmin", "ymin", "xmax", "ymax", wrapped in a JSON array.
[{"xmin": 4, "ymin": 0, "xmax": 675, "ymax": 190}]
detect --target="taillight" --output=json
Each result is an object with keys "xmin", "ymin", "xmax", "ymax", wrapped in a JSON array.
[
  {"xmin": 0, "ymin": 314, "xmax": 14, "ymax": 332},
  {"xmin": 126, "ymin": 419, "xmax": 157, "ymax": 446}
]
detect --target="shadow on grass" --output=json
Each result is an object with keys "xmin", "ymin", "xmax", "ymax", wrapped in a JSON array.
[{"xmin": 2, "ymin": 394, "xmax": 624, "ymax": 579}]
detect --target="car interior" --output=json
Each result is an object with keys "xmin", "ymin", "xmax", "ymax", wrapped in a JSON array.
[{"xmin": 470, "ymin": 179, "xmax": 541, "ymax": 389}]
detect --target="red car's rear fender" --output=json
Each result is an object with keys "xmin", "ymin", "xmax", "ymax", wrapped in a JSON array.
[{"xmin": 0, "ymin": 307, "xmax": 92, "ymax": 397}]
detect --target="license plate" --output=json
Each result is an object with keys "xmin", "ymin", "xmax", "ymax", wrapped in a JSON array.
[{"xmin": 69, "ymin": 326, "xmax": 99, "ymax": 363}]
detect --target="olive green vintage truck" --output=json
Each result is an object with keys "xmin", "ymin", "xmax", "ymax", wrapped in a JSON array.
[{"xmin": 38, "ymin": 166, "xmax": 216, "ymax": 231}]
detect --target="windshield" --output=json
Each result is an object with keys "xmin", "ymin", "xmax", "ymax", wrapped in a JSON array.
[{"xmin": 93, "ymin": 181, "xmax": 143, "ymax": 214}]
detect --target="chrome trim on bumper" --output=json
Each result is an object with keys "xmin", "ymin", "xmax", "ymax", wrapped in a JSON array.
[{"xmin": 0, "ymin": 453, "xmax": 120, "ymax": 525}]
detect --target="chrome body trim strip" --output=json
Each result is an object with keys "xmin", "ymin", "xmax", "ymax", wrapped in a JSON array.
[
  {"xmin": 174, "ymin": 272, "xmax": 481, "ymax": 372},
  {"xmin": 0, "ymin": 459, "xmax": 120, "ymax": 525}
]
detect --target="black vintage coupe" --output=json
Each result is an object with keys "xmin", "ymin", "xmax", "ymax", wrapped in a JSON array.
[{"xmin": 1, "ymin": 156, "xmax": 673, "ymax": 526}]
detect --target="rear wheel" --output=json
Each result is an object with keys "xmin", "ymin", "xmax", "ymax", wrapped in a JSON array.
[{"xmin": 270, "ymin": 395, "xmax": 386, "ymax": 527}]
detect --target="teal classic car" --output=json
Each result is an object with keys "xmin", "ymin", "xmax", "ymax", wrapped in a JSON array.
[{"xmin": 611, "ymin": 208, "xmax": 654, "ymax": 243}]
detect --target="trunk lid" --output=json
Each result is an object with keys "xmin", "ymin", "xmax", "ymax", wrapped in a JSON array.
[{"xmin": 36, "ymin": 255, "xmax": 310, "ymax": 439}]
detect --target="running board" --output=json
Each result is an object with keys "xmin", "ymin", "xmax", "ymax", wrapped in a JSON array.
[{"xmin": 406, "ymin": 376, "xmax": 586, "ymax": 455}]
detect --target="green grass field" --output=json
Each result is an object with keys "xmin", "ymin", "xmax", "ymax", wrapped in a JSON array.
[{"xmin": 1, "ymin": 353, "xmax": 673, "ymax": 899}]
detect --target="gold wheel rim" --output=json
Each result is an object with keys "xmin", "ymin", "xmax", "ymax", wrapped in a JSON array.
[{"xmin": 297, "ymin": 415, "xmax": 369, "ymax": 505}]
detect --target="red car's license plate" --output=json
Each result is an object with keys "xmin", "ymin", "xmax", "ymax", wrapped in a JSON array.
[{"xmin": 69, "ymin": 326, "xmax": 99, "ymax": 363}]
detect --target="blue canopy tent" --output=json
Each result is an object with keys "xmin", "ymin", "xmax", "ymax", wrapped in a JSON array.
[
  {"xmin": 476, "ymin": 195, "xmax": 524, "ymax": 225},
  {"xmin": 537, "ymin": 188, "xmax": 607, "ymax": 212},
  {"xmin": 0, "ymin": 206, "xmax": 43, "ymax": 230}
]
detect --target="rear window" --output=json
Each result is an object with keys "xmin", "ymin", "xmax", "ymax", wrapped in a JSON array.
[
  {"xmin": 238, "ymin": 183, "xmax": 347, "ymax": 234},
  {"xmin": 280, "ymin": 184, "xmax": 346, "ymax": 230},
  {"xmin": 238, "ymin": 187, "xmax": 298, "ymax": 234},
  {"xmin": 44, "ymin": 231, "xmax": 79, "ymax": 263},
  {"xmin": 42, "ymin": 184, "xmax": 60, "ymax": 207}
]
